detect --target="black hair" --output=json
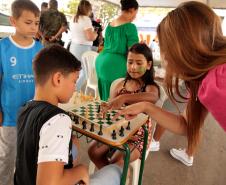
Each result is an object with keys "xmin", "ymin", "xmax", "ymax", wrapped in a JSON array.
[
  {"xmin": 49, "ymin": 0, "xmax": 58, "ymax": 10},
  {"xmin": 126, "ymin": 43, "xmax": 159, "ymax": 93},
  {"xmin": 41, "ymin": 2, "xmax": 48, "ymax": 9},
  {"xmin": 33, "ymin": 45, "xmax": 81, "ymax": 85},
  {"xmin": 120, "ymin": 0, "xmax": 139, "ymax": 11},
  {"xmin": 11, "ymin": 0, "xmax": 40, "ymax": 19}
]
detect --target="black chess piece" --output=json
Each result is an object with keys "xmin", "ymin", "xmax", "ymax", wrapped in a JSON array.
[
  {"xmin": 82, "ymin": 121, "xmax": 87, "ymax": 129},
  {"xmin": 90, "ymin": 123, "xmax": 95, "ymax": 132},
  {"xmin": 74, "ymin": 116, "xmax": 79, "ymax": 124},
  {"xmin": 106, "ymin": 113, "xmax": 110, "ymax": 120},
  {"xmin": 98, "ymin": 124, "xmax": 103, "ymax": 135},
  {"xmin": 97, "ymin": 105, "xmax": 101, "ymax": 113},
  {"xmin": 126, "ymin": 121, "xmax": 131, "ymax": 130},
  {"xmin": 112, "ymin": 130, "xmax": 117, "ymax": 140},
  {"xmin": 119, "ymin": 126, "xmax": 124, "ymax": 137}
]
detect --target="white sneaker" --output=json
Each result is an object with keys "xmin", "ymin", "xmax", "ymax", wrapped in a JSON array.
[
  {"xmin": 170, "ymin": 148, "xmax": 193, "ymax": 166},
  {"xmin": 149, "ymin": 139, "xmax": 160, "ymax": 152}
]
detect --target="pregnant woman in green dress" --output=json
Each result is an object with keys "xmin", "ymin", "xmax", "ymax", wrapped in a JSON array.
[{"xmin": 95, "ymin": 0, "xmax": 139, "ymax": 100}]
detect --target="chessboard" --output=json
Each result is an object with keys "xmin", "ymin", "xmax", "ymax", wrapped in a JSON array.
[{"xmin": 67, "ymin": 100, "xmax": 148, "ymax": 146}]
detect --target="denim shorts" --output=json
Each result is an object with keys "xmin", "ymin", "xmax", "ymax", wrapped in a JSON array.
[{"xmin": 90, "ymin": 164, "xmax": 122, "ymax": 185}]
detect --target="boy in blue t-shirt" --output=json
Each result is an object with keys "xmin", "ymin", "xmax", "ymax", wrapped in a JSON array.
[{"xmin": 0, "ymin": 1, "xmax": 42, "ymax": 185}]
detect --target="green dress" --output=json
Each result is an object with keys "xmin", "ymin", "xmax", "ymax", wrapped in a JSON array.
[{"xmin": 95, "ymin": 23, "xmax": 139, "ymax": 101}]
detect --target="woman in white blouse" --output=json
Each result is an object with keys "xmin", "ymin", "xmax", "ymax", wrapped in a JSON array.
[{"xmin": 70, "ymin": 0, "xmax": 97, "ymax": 91}]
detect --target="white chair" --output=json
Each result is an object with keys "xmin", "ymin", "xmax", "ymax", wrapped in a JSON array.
[
  {"xmin": 81, "ymin": 51, "xmax": 99, "ymax": 99},
  {"xmin": 89, "ymin": 80, "xmax": 168, "ymax": 185}
]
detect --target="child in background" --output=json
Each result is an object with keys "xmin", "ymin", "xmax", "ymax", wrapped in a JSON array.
[
  {"xmin": 14, "ymin": 45, "xmax": 122, "ymax": 185},
  {"xmin": 88, "ymin": 43, "xmax": 159, "ymax": 169},
  {"xmin": 0, "ymin": 1, "xmax": 42, "ymax": 185}
]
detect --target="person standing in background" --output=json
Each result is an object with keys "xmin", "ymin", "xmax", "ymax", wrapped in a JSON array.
[
  {"xmin": 0, "ymin": 1, "xmax": 42, "ymax": 185},
  {"xmin": 39, "ymin": 0, "xmax": 68, "ymax": 47},
  {"xmin": 70, "ymin": 0, "xmax": 97, "ymax": 92},
  {"xmin": 95, "ymin": 0, "xmax": 139, "ymax": 101},
  {"xmin": 90, "ymin": 12, "xmax": 103, "ymax": 52},
  {"xmin": 35, "ymin": 2, "xmax": 48, "ymax": 41},
  {"xmin": 41, "ymin": 2, "xmax": 48, "ymax": 13}
]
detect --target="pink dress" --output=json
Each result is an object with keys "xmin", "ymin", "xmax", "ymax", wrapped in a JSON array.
[
  {"xmin": 198, "ymin": 63, "xmax": 226, "ymax": 131},
  {"xmin": 117, "ymin": 80, "xmax": 152, "ymax": 156}
]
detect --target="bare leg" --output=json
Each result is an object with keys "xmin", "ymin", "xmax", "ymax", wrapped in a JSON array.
[
  {"xmin": 88, "ymin": 140, "xmax": 110, "ymax": 169},
  {"xmin": 153, "ymin": 124, "xmax": 165, "ymax": 141},
  {"xmin": 110, "ymin": 145, "xmax": 140, "ymax": 165}
]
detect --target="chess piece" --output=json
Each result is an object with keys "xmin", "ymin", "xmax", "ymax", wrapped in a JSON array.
[
  {"xmin": 112, "ymin": 130, "xmax": 117, "ymax": 140},
  {"xmin": 97, "ymin": 105, "xmax": 101, "ymax": 113},
  {"xmin": 90, "ymin": 123, "xmax": 95, "ymax": 132},
  {"xmin": 119, "ymin": 126, "xmax": 124, "ymax": 137},
  {"xmin": 106, "ymin": 113, "xmax": 110, "ymax": 121},
  {"xmin": 82, "ymin": 121, "xmax": 87, "ymax": 129},
  {"xmin": 98, "ymin": 124, "xmax": 103, "ymax": 135},
  {"xmin": 126, "ymin": 121, "xmax": 131, "ymax": 130},
  {"xmin": 74, "ymin": 116, "xmax": 79, "ymax": 124}
]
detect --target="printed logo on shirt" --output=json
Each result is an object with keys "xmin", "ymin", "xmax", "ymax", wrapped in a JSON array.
[
  {"xmin": 10, "ymin": 57, "xmax": 17, "ymax": 67},
  {"xmin": 12, "ymin": 74, "xmax": 34, "ymax": 83}
]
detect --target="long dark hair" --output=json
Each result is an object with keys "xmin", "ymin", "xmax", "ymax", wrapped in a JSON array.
[
  {"xmin": 74, "ymin": 0, "xmax": 92, "ymax": 23},
  {"xmin": 157, "ymin": 1, "xmax": 226, "ymax": 154},
  {"xmin": 120, "ymin": 0, "xmax": 139, "ymax": 11},
  {"xmin": 126, "ymin": 43, "xmax": 159, "ymax": 95}
]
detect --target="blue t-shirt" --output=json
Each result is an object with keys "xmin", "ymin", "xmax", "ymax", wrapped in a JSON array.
[{"xmin": 0, "ymin": 36, "xmax": 43, "ymax": 126}]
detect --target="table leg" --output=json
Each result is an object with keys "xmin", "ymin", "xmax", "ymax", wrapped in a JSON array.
[
  {"xmin": 120, "ymin": 143, "xmax": 130, "ymax": 185},
  {"xmin": 138, "ymin": 125, "xmax": 148, "ymax": 185}
]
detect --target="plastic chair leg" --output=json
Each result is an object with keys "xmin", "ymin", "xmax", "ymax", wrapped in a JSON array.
[
  {"xmin": 130, "ymin": 159, "xmax": 141, "ymax": 185},
  {"xmin": 89, "ymin": 161, "xmax": 96, "ymax": 175}
]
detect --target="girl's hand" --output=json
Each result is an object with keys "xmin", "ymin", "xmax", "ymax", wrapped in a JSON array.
[
  {"xmin": 108, "ymin": 95, "xmax": 125, "ymax": 110},
  {"xmin": 113, "ymin": 102, "xmax": 148, "ymax": 120}
]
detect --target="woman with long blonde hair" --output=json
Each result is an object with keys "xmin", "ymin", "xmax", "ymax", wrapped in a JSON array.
[{"xmin": 109, "ymin": 1, "xmax": 226, "ymax": 166}]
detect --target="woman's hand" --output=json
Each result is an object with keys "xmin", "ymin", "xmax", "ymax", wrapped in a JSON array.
[{"xmin": 114, "ymin": 102, "xmax": 149, "ymax": 120}]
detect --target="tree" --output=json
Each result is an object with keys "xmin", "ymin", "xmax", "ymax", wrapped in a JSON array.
[
  {"xmin": 63, "ymin": 0, "xmax": 119, "ymax": 28},
  {"xmin": 97, "ymin": 1, "xmax": 119, "ymax": 28},
  {"xmin": 62, "ymin": 0, "xmax": 79, "ymax": 15}
]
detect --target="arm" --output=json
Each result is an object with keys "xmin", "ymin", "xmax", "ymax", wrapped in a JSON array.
[
  {"xmin": 36, "ymin": 114, "xmax": 89, "ymax": 185},
  {"xmin": 109, "ymin": 84, "xmax": 159, "ymax": 110},
  {"xmin": 50, "ymin": 12, "xmax": 68, "ymax": 42},
  {"xmin": 84, "ymin": 28, "xmax": 97, "ymax": 41},
  {"xmin": 117, "ymin": 101, "xmax": 188, "ymax": 135},
  {"xmin": 126, "ymin": 24, "xmax": 139, "ymax": 48},
  {"xmin": 49, "ymin": 25, "xmax": 68, "ymax": 42},
  {"xmin": 83, "ymin": 17, "xmax": 97, "ymax": 41},
  {"xmin": 37, "ymin": 163, "xmax": 89, "ymax": 185}
]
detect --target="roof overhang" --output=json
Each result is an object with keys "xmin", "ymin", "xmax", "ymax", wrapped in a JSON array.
[{"xmin": 103, "ymin": 0, "xmax": 226, "ymax": 9}]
